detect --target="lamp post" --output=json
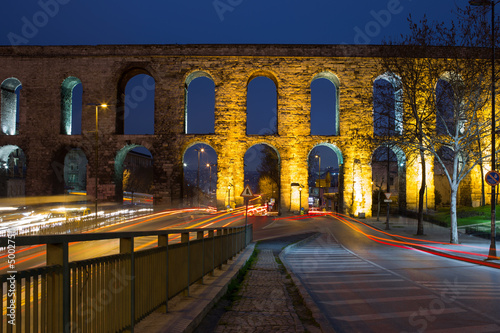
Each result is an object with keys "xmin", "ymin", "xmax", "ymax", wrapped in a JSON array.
[
  {"xmin": 315, "ymin": 155, "xmax": 321, "ymax": 207},
  {"xmin": 88, "ymin": 103, "xmax": 108, "ymax": 221},
  {"xmin": 206, "ymin": 163, "xmax": 215, "ymax": 204},
  {"xmin": 470, "ymin": 0, "xmax": 498, "ymax": 258},
  {"xmin": 195, "ymin": 147, "xmax": 204, "ymax": 206}
]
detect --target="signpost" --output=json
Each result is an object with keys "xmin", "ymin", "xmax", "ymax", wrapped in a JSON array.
[{"xmin": 241, "ymin": 185, "xmax": 254, "ymax": 241}]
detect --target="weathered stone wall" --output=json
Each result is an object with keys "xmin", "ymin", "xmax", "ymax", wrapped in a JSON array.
[{"xmin": 0, "ymin": 44, "xmax": 484, "ymax": 215}]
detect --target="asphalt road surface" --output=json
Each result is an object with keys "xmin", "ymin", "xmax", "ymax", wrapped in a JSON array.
[{"xmin": 282, "ymin": 215, "xmax": 500, "ymax": 333}]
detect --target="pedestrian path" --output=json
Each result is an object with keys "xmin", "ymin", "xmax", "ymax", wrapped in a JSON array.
[{"xmin": 214, "ymin": 249, "xmax": 305, "ymax": 332}]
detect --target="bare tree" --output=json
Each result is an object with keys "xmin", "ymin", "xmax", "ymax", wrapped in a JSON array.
[{"xmin": 378, "ymin": 10, "xmax": 493, "ymax": 243}]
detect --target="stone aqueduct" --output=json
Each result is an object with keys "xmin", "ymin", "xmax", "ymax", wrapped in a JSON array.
[{"xmin": 0, "ymin": 44, "xmax": 485, "ymax": 216}]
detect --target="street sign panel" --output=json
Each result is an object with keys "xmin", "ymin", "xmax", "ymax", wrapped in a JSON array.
[
  {"xmin": 485, "ymin": 171, "xmax": 500, "ymax": 187},
  {"xmin": 240, "ymin": 185, "xmax": 254, "ymax": 197},
  {"xmin": 384, "ymin": 199, "xmax": 392, "ymax": 203},
  {"xmin": 384, "ymin": 192, "xmax": 391, "ymax": 200}
]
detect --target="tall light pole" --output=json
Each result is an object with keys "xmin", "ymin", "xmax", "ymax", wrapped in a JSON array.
[
  {"xmin": 88, "ymin": 103, "xmax": 108, "ymax": 221},
  {"xmin": 470, "ymin": 0, "xmax": 498, "ymax": 258},
  {"xmin": 206, "ymin": 163, "xmax": 215, "ymax": 204},
  {"xmin": 195, "ymin": 147, "xmax": 204, "ymax": 206},
  {"xmin": 315, "ymin": 155, "xmax": 321, "ymax": 206}
]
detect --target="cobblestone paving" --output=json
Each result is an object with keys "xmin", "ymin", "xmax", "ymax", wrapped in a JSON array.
[{"xmin": 214, "ymin": 249, "xmax": 305, "ymax": 332}]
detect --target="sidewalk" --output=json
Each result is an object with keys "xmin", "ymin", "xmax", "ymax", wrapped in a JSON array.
[{"xmin": 363, "ymin": 216, "xmax": 500, "ymax": 268}]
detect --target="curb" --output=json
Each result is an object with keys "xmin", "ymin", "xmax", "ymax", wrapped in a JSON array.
[
  {"xmin": 279, "ymin": 233, "xmax": 336, "ymax": 333},
  {"xmin": 135, "ymin": 243, "xmax": 256, "ymax": 333}
]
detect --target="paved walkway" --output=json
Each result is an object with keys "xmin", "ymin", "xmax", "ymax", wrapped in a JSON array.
[{"xmin": 214, "ymin": 249, "xmax": 305, "ymax": 332}]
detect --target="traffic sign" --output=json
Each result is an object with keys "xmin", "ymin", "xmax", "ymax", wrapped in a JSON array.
[
  {"xmin": 384, "ymin": 199, "xmax": 392, "ymax": 203},
  {"xmin": 240, "ymin": 185, "xmax": 254, "ymax": 197},
  {"xmin": 384, "ymin": 192, "xmax": 391, "ymax": 200},
  {"xmin": 485, "ymin": 171, "xmax": 500, "ymax": 187}
]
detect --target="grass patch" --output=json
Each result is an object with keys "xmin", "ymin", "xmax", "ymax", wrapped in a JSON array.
[
  {"xmin": 224, "ymin": 247, "xmax": 258, "ymax": 302},
  {"xmin": 431, "ymin": 205, "xmax": 494, "ymax": 227}
]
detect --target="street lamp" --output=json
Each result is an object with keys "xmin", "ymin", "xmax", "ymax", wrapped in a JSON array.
[
  {"xmin": 195, "ymin": 147, "xmax": 205, "ymax": 206},
  {"xmin": 315, "ymin": 155, "xmax": 321, "ymax": 207},
  {"xmin": 469, "ymin": 0, "xmax": 498, "ymax": 258},
  {"xmin": 88, "ymin": 103, "xmax": 108, "ymax": 221},
  {"xmin": 206, "ymin": 163, "xmax": 216, "ymax": 203}
]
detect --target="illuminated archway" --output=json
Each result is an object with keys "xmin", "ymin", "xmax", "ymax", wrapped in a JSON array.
[
  {"xmin": 183, "ymin": 143, "xmax": 218, "ymax": 207},
  {"xmin": 64, "ymin": 148, "xmax": 88, "ymax": 192},
  {"xmin": 311, "ymin": 72, "xmax": 340, "ymax": 135},
  {"xmin": 61, "ymin": 76, "xmax": 82, "ymax": 135},
  {"xmin": 307, "ymin": 143, "xmax": 343, "ymax": 212},
  {"xmin": 244, "ymin": 143, "xmax": 280, "ymax": 212},
  {"xmin": 1, "ymin": 78, "xmax": 22, "ymax": 135},
  {"xmin": 116, "ymin": 69, "xmax": 155, "ymax": 134},
  {"xmin": 247, "ymin": 75, "xmax": 278, "ymax": 135},
  {"xmin": 185, "ymin": 71, "xmax": 215, "ymax": 134},
  {"xmin": 115, "ymin": 145, "xmax": 153, "ymax": 203},
  {"xmin": 373, "ymin": 73, "xmax": 403, "ymax": 137},
  {"xmin": 0, "ymin": 145, "xmax": 26, "ymax": 197}
]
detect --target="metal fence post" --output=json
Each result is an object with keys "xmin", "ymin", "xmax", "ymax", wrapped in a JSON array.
[
  {"xmin": 46, "ymin": 242, "xmax": 69, "ymax": 333},
  {"xmin": 181, "ymin": 232, "xmax": 190, "ymax": 296},
  {"xmin": 158, "ymin": 234, "xmax": 168, "ymax": 312},
  {"xmin": 120, "ymin": 237, "xmax": 135, "ymax": 332}
]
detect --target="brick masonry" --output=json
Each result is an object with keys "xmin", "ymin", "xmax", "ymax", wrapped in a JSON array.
[{"xmin": 0, "ymin": 44, "xmax": 484, "ymax": 214}]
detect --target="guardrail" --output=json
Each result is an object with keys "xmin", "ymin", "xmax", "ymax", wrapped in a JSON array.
[{"xmin": 0, "ymin": 225, "xmax": 253, "ymax": 333}]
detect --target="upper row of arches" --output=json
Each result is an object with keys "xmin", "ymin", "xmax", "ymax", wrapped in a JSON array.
[{"xmin": 0, "ymin": 70, "xmax": 457, "ymax": 137}]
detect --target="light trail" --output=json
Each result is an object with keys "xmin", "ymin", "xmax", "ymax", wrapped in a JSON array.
[{"xmin": 327, "ymin": 213, "xmax": 500, "ymax": 267}]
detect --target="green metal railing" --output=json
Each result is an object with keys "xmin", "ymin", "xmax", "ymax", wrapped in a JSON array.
[{"xmin": 0, "ymin": 225, "xmax": 253, "ymax": 332}]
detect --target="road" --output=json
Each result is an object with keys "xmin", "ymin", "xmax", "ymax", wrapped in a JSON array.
[
  {"xmin": 282, "ymin": 214, "xmax": 500, "ymax": 333},
  {"xmin": 0, "ymin": 207, "xmax": 249, "ymax": 274}
]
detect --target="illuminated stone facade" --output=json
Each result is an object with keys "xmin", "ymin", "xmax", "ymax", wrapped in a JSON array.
[{"xmin": 0, "ymin": 44, "xmax": 485, "ymax": 216}]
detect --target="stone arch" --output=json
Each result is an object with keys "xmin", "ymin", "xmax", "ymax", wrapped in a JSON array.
[
  {"xmin": 1, "ymin": 78, "xmax": 22, "ymax": 135},
  {"xmin": 307, "ymin": 142, "xmax": 344, "ymax": 212},
  {"xmin": 435, "ymin": 71, "xmax": 464, "ymax": 136},
  {"xmin": 246, "ymin": 71, "xmax": 278, "ymax": 135},
  {"xmin": 182, "ymin": 142, "xmax": 218, "ymax": 206},
  {"xmin": 61, "ymin": 76, "xmax": 82, "ymax": 135},
  {"xmin": 373, "ymin": 72, "xmax": 403, "ymax": 136},
  {"xmin": 371, "ymin": 143, "xmax": 407, "ymax": 215},
  {"xmin": 115, "ymin": 144, "xmax": 154, "ymax": 201},
  {"xmin": 116, "ymin": 67, "xmax": 156, "ymax": 134},
  {"xmin": 0, "ymin": 145, "xmax": 26, "ymax": 197},
  {"xmin": 244, "ymin": 142, "xmax": 281, "ymax": 211},
  {"xmin": 64, "ymin": 148, "xmax": 88, "ymax": 192},
  {"xmin": 310, "ymin": 71, "xmax": 340, "ymax": 136},
  {"xmin": 184, "ymin": 71, "xmax": 215, "ymax": 134}
]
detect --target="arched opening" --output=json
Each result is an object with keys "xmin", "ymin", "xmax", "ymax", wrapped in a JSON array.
[
  {"xmin": 116, "ymin": 70, "xmax": 155, "ymax": 135},
  {"xmin": 371, "ymin": 144, "xmax": 406, "ymax": 216},
  {"xmin": 115, "ymin": 145, "xmax": 154, "ymax": 205},
  {"xmin": 1, "ymin": 78, "xmax": 22, "ymax": 135},
  {"xmin": 183, "ymin": 143, "xmax": 218, "ymax": 207},
  {"xmin": 185, "ymin": 72, "xmax": 215, "ymax": 134},
  {"xmin": 0, "ymin": 145, "xmax": 26, "ymax": 197},
  {"xmin": 246, "ymin": 76, "xmax": 277, "ymax": 135},
  {"xmin": 308, "ymin": 144, "xmax": 342, "ymax": 212},
  {"xmin": 244, "ymin": 143, "xmax": 280, "ymax": 213},
  {"xmin": 61, "ymin": 77, "xmax": 83, "ymax": 135},
  {"xmin": 64, "ymin": 148, "xmax": 88, "ymax": 192},
  {"xmin": 310, "ymin": 73, "xmax": 339, "ymax": 135},
  {"xmin": 436, "ymin": 78, "xmax": 455, "ymax": 136},
  {"xmin": 373, "ymin": 73, "xmax": 403, "ymax": 137}
]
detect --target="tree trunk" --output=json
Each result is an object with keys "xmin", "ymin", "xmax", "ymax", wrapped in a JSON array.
[
  {"xmin": 417, "ymin": 149, "xmax": 425, "ymax": 235},
  {"xmin": 449, "ymin": 185, "xmax": 459, "ymax": 244}
]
